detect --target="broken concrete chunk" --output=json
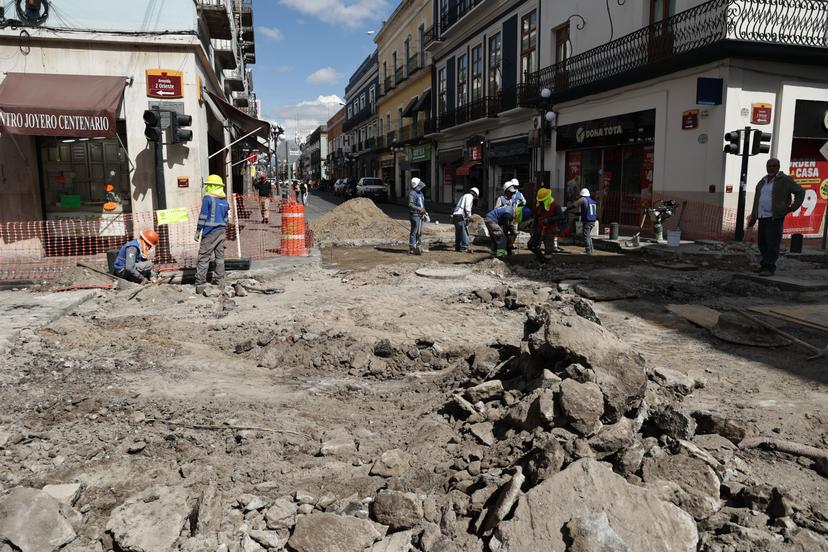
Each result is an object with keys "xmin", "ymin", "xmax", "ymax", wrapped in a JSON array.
[
  {"xmin": 264, "ymin": 497, "xmax": 298, "ymax": 530},
  {"xmin": 479, "ymin": 467, "xmax": 525, "ymax": 534},
  {"xmin": 319, "ymin": 431, "xmax": 357, "ymax": 457},
  {"xmin": 465, "ymin": 380, "xmax": 504, "ymax": 403},
  {"xmin": 244, "ymin": 495, "xmax": 272, "ymax": 512},
  {"xmin": 247, "ymin": 529, "xmax": 287, "ymax": 550},
  {"xmin": 371, "ymin": 529, "xmax": 416, "ymax": 552},
  {"xmin": 649, "ymin": 405, "xmax": 696, "ymax": 440},
  {"xmin": 559, "ymin": 379, "xmax": 604, "ymax": 436},
  {"xmin": 524, "ymin": 435, "xmax": 565, "ymax": 486},
  {"xmin": 588, "ymin": 418, "xmax": 635, "ymax": 459},
  {"xmin": 373, "ymin": 339, "xmax": 395, "ymax": 358},
  {"xmin": 0, "ymin": 487, "xmax": 78, "ymax": 552},
  {"xmin": 496, "ymin": 459, "xmax": 698, "ymax": 551},
  {"xmin": 370, "ymin": 449, "xmax": 411, "ymax": 478},
  {"xmin": 651, "ymin": 367, "xmax": 696, "ymax": 396},
  {"xmin": 468, "ymin": 422, "xmax": 495, "ymax": 447},
  {"xmin": 235, "ymin": 339, "xmax": 256, "ymax": 354},
  {"xmin": 42, "ymin": 483, "xmax": 82, "ymax": 506},
  {"xmin": 691, "ymin": 411, "xmax": 755, "ymax": 444},
  {"xmin": 642, "ymin": 453, "xmax": 721, "ymax": 520},
  {"xmin": 287, "ymin": 513, "xmax": 383, "ymax": 552},
  {"xmin": 369, "ymin": 490, "xmax": 423, "ymax": 531},
  {"xmin": 565, "ymin": 512, "xmax": 630, "ymax": 552},
  {"xmin": 106, "ymin": 486, "xmax": 192, "ymax": 552}
]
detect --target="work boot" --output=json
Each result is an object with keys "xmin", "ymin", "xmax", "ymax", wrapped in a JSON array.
[
  {"xmin": 195, "ymin": 284, "xmax": 207, "ymax": 294},
  {"xmin": 758, "ymin": 269, "xmax": 774, "ymax": 277},
  {"xmin": 409, "ymin": 246, "xmax": 416, "ymax": 255}
]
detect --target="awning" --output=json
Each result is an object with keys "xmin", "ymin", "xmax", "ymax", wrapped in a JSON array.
[
  {"xmin": 0, "ymin": 73, "xmax": 126, "ymax": 138},
  {"xmin": 402, "ymin": 95, "xmax": 419, "ymax": 118},
  {"xmin": 411, "ymin": 89, "xmax": 431, "ymax": 113},
  {"xmin": 455, "ymin": 160, "xmax": 481, "ymax": 176},
  {"xmin": 206, "ymin": 90, "xmax": 270, "ymax": 140}
]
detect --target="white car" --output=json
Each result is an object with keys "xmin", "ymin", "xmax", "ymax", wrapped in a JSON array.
[
  {"xmin": 333, "ymin": 179, "xmax": 347, "ymax": 196},
  {"xmin": 355, "ymin": 177, "xmax": 389, "ymax": 202}
]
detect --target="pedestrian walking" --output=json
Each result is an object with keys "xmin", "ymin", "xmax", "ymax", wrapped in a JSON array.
[
  {"xmin": 528, "ymin": 188, "xmax": 565, "ymax": 260},
  {"xmin": 113, "ymin": 229, "xmax": 159, "ymax": 283},
  {"xmin": 568, "ymin": 188, "xmax": 598, "ymax": 255},
  {"xmin": 452, "ymin": 187, "xmax": 479, "ymax": 252},
  {"xmin": 408, "ymin": 177, "xmax": 428, "ymax": 255},
  {"xmin": 301, "ymin": 180, "xmax": 309, "ymax": 206},
  {"xmin": 484, "ymin": 205, "xmax": 533, "ymax": 259},
  {"xmin": 747, "ymin": 158, "xmax": 805, "ymax": 276},
  {"xmin": 194, "ymin": 174, "xmax": 231, "ymax": 293},
  {"xmin": 254, "ymin": 171, "xmax": 272, "ymax": 224}
]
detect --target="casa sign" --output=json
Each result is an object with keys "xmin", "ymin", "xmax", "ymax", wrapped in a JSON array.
[{"xmin": 146, "ymin": 70, "xmax": 184, "ymax": 99}]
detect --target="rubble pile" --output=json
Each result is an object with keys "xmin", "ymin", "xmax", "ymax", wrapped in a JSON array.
[{"xmin": 311, "ymin": 198, "xmax": 408, "ymax": 243}]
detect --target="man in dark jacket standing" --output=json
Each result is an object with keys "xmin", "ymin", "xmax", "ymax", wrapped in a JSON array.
[{"xmin": 748, "ymin": 158, "xmax": 805, "ymax": 276}]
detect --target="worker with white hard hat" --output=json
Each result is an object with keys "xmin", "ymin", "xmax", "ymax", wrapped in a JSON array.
[
  {"xmin": 567, "ymin": 188, "xmax": 599, "ymax": 255},
  {"xmin": 451, "ymin": 186, "xmax": 480, "ymax": 253},
  {"xmin": 408, "ymin": 177, "xmax": 428, "ymax": 255}
]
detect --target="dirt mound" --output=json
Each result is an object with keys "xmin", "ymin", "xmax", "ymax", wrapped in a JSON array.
[{"xmin": 311, "ymin": 198, "xmax": 407, "ymax": 243}]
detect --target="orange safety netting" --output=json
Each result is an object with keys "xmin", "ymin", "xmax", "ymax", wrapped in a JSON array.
[{"xmin": 0, "ymin": 195, "xmax": 313, "ymax": 281}]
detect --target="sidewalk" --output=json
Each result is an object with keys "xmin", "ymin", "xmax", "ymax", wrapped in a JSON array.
[{"xmin": 0, "ymin": 289, "xmax": 98, "ymax": 353}]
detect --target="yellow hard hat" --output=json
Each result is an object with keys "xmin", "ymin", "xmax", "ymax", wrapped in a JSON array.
[
  {"xmin": 205, "ymin": 174, "xmax": 225, "ymax": 187},
  {"xmin": 537, "ymin": 188, "xmax": 551, "ymax": 202}
]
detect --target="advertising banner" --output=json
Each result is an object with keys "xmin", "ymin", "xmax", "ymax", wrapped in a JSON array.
[{"xmin": 785, "ymin": 161, "xmax": 828, "ymax": 237}]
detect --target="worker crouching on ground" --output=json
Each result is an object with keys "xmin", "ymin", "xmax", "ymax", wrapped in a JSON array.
[
  {"xmin": 194, "ymin": 174, "xmax": 232, "ymax": 293},
  {"xmin": 568, "ymin": 188, "xmax": 599, "ymax": 255},
  {"xmin": 528, "ymin": 188, "xmax": 565, "ymax": 260},
  {"xmin": 408, "ymin": 177, "xmax": 429, "ymax": 255},
  {"xmin": 113, "ymin": 229, "xmax": 159, "ymax": 283},
  {"xmin": 452, "ymin": 186, "xmax": 479, "ymax": 252},
  {"xmin": 485, "ymin": 205, "xmax": 533, "ymax": 258}
]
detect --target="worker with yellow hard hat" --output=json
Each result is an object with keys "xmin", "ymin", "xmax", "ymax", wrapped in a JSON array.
[
  {"xmin": 528, "ymin": 187, "xmax": 565, "ymax": 261},
  {"xmin": 113, "ymin": 229, "xmax": 159, "ymax": 283},
  {"xmin": 194, "ymin": 174, "xmax": 232, "ymax": 293}
]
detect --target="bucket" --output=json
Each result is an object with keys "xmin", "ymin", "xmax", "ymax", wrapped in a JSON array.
[{"xmin": 667, "ymin": 229, "xmax": 682, "ymax": 248}]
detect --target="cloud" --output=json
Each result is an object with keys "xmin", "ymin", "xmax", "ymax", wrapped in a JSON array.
[
  {"xmin": 279, "ymin": 0, "xmax": 388, "ymax": 29},
  {"xmin": 275, "ymin": 65, "xmax": 292, "ymax": 74},
  {"xmin": 266, "ymin": 95, "xmax": 344, "ymax": 142},
  {"xmin": 305, "ymin": 67, "xmax": 341, "ymax": 85},
  {"xmin": 257, "ymin": 26, "xmax": 284, "ymax": 40}
]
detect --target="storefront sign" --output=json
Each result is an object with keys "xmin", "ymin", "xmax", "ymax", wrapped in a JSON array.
[
  {"xmin": 785, "ymin": 161, "xmax": 828, "ymax": 237},
  {"xmin": 469, "ymin": 145, "xmax": 482, "ymax": 161},
  {"xmin": 751, "ymin": 103, "xmax": 772, "ymax": 125},
  {"xmin": 177, "ymin": 177, "xmax": 189, "ymax": 188},
  {"xmin": 146, "ymin": 70, "xmax": 184, "ymax": 99},
  {"xmin": 556, "ymin": 109, "xmax": 656, "ymax": 151},
  {"xmin": 409, "ymin": 144, "xmax": 432, "ymax": 163},
  {"xmin": 157, "ymin": 208, "xmax": 190, "ymax": 225},
  {"xmin": 682, "ymin": 110, "xmax": 699, "ymax": 130}
]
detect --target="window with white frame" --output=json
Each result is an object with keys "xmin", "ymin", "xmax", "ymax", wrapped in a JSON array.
[
  {"xmin": 520, "ymin": 10, "xmax": 538, "ymax": 82},
  {"xmin": 457, "ymin": 54, "xmax": 468, "ymax": 108}
]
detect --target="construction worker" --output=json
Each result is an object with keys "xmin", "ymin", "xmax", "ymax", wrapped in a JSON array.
[
  {"xmin": 568, "ymin": 188, "xmax": 599, "ymax": 255},
  {"xmin": 194, "ymin": 174, "xmax": 231, "ymax": 292},
  {"xmin": 495, "ymin": 180, "xmax": 526, "ymax": 209},
  {"xmin": 484, "ymin": 204, "xmax": 533, "ymax": 258},
  {"xmin": 113, "ymin": 229, "xmax": 158, "ymax": 283},
  {"xmin": 408, "ymin": 177, "xmax": 428, "ymax": 255},
  {"xmin": 528, "ymin": 188, "xmax": 565, "ymax": 260},
  {"xmin": 452, "ymin": 186, "xmax": 479, "ymax": 252}
]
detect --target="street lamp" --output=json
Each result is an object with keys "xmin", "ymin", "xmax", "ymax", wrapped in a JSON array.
[
  {"xmin": 391, "ymin": 140, "xmax": 405, "ymax": 200},
  {"xmin": 538, "ymin": 87, "xmax": 555, "ymax": 188}
]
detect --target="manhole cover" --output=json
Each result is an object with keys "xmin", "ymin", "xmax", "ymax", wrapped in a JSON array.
[{"xmin": 414, "ymin": 268, "xmax": 469, "ymax": 280}]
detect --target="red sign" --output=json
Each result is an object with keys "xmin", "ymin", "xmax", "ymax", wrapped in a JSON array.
[
  {"xmin": 146, "ymin": 70, "xmax": 183, "ymax": 99},
  {"xmin": 682, "ymin": 110, "xmax": 699, "ymax": 130},
  {"xmin": 469, "ymin": 146, "xmax": 482, "ymax": 161},
  {"xmin": 751, "ymin": 103, "xmax": 772, "ymax": 125},
  {"xmin": 177, "ymin": 177, "xmax": 189, "ymax": 188},
  {"xmin": 784, "ymin": 161, "xmax": 828, "ymax": 237},
  {"xmin": 565, "ymin": 152, "xmax": 582, "ymax": 204}
]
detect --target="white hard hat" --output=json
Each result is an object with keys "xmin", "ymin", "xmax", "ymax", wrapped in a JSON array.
[
  {"xmin": 503, "ymin": 182, "xmax": 516, "ymax": 193},
  {"xmin": 470, "ymin": 187, "xmax": 480, "ymax": 196},
  {"xmin": 511, "ymin": 178, "xmax": 520, "ymax": 187},
  {"xmin": 411, "ymin": 177, "xmax": 421, "ymax": 188},
  {"xmin": 580, "ymin": 188, "xmax": 591, "ymax": 197}
]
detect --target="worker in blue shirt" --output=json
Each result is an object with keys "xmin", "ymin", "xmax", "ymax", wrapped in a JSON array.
[
  {"xmin": 484, "ymin": 205, "xmax": 533, "ymax": 258},
  {"xmin": 113, "ymin": 229, "xmax": 158, "ymax": 283},
  {"xmin": 568, "ymin": 188, "xmax": 599, "ymax": 255},
  {"xmin": 408, "ymin": 177, "xmax": 428, "ymax": 255},
  {"xmin": 194, "ymin": 174, "xmax": 232, "ymax": 293}
]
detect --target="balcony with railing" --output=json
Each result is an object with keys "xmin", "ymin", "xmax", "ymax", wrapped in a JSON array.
[
  {"xmin": 395, "ymin": 65, "xmax": 406, "ymax": 85},
  {"xmin": 407, "ymin": 53, "xmax": 421, "ymax": 76},
  {"xmin": 212, "ymin": 39, "xmax": 238, "ymax": 69},
  {"xmin": 235, "ymin": 0, "xmax": 253, "ymax": 27},
  {"xmin": 223, "ymin": 69, "xmax": 244, "ymax": 92},
  {"xmin": 196, "ymin": 0, "xmax": 232, "ymax": 40},
  {"xmin": 398, "ymin": 121, "xmax": 425, "ymax": 143},
  {"xmin": 423, "ymin": 26, "xmax": 436, "ymax": 48},
  {"xmin": 438, "ymin": 96, "xmax": 500, "ymax": 131},
  {"xmin": 440, "ymin": 0, "xmax": 484, "ymax": 36},
  {"xmin": 527, "ymin": 0, "xmax": 828, "ymax": 105},
  {"xmin": 384, "ymin": 76, "xmax": 394, "ymax": 94}
]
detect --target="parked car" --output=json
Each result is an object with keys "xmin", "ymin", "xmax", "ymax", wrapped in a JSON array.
[
  {"xmin": 356, "ymin": 177, "xmax": 389, "ymax": 202},
  {"xmin": 344, "ymin": 178, "xmax": 359, "ymax": 199},
  {"xmin": 333, "ymin": 179, "xmax": 346, "ymax": 196}
]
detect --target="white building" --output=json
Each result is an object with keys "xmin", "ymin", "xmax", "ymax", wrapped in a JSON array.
[{"xmin": 0, "ymin": 0, "xmax": 267, "ymax": 262}]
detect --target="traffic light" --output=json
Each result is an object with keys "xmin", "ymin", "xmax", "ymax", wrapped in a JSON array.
[
  {"xmin": 751, "ymin": 130, "xmax": 771, "ymax": 155},
  {"xmin": 143, "ymin": 109, "xmax": 162, "ymax": 142},
  {"xmin": 171, "ymin": 113, "xmax": 193, "ymax": 144},
  {"xmin": 724, "ymin": 130, "xmax": 741, "ymax": 155}
]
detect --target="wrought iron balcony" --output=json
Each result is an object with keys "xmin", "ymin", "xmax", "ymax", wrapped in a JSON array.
[
  {"xmin": 384, "ymin": 76, "xmax": 394, "ymax": 94},
  {"xmin": 528, "ymin": 0, "xmax": 828, "ymax": 105},
  {"xmin": 423, "ymin": 26, "xmax": 435, "ymax": 47},
  {"xmin": 407, "ymin": 54, "xmax": 421, "ymax": 76},
  {"xmin": 223, "ymin": 69, "xmax": 244, "ymax": 92},
  {"xmin": 196, "ymin": 0, "xmax": 232, "ymax": 40},
  {"xmin": 399, "ymin": 121, "xmax": 425, "ymax": 143},
  {"xmin": 395, "ymin": 65, "xmax": 406, "ymax": 85},
  {"xmin": 438, "ymin": 96, "xmax": 500, "ymax": 130},
  {"xmin": 440, "ymin": 0, "xmax": 484, "ymax": 36}
]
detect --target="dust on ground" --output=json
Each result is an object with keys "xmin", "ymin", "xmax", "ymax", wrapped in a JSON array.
[{"xmin": 0, "ymin": 245, "xmax": 826, "ymax": 552}]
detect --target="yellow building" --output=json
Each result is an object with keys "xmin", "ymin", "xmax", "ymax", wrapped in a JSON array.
[{"xmin": 375, "ymin": 0, "xmax": 434, "ymax": 200}]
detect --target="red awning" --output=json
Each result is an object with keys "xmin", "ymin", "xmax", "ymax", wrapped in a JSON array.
[
  {"xmin": 455, "ymin": 160, "xmax": 481, "ymax": 176},
  {"xmin": 0, "ymin": 73, "xmax": 126, "ymax": 138}
]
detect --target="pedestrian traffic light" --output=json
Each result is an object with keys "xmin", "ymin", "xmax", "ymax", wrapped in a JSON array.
[
  {"xmin": 751, "ymin": 130, "xmax": 771, "ymax": 155},
  {"xmin": 724, "ymin": 131, "xmax": 741, "ymax": 155},
  {"xmin": 171, "ymin": 113, "xmax": 193, "ymax": 144},
  {"xmin": 143, "ymin": 109, "xmax": 162, "ymax": 142}
]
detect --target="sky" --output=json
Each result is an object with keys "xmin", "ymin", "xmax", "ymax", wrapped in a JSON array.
[{"xmin": 252, "ymin": 0, "xmax": 393, "ymax": 144}]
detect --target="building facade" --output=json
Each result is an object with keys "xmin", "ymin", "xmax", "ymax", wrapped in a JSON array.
[
  {"xmin": 326, "ymin": 107, "xmax": 348, "ymax": 181},
  {"xmin": 0, "ymin": 0, "xmax": 267, "ymax": 253},
  {"xmin": 305, "ymin": 125, "xmax": 329, "ymax": 183},
  {"xmin": 375, "ymin": 0, "xmax": 435, "ymax": 200},
  {"xmin": 343, "ymin": 52, "xmax": 380, "ymax": 179}
]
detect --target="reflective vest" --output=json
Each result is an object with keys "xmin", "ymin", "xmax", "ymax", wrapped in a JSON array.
[
  {"xmin": 581, "ymin": 197, "xmax": 598, "ymax": 222},
  {"xmin": 198, "ymin": 195, "xmax": 230, "ymax": 236},
  {"xmin": 485, "ymin": 206, "xmax": 513, "ymax": 225},
  {"xmin": 113, "ymin": 240, "xmax": 146, "ymax": 272}
]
